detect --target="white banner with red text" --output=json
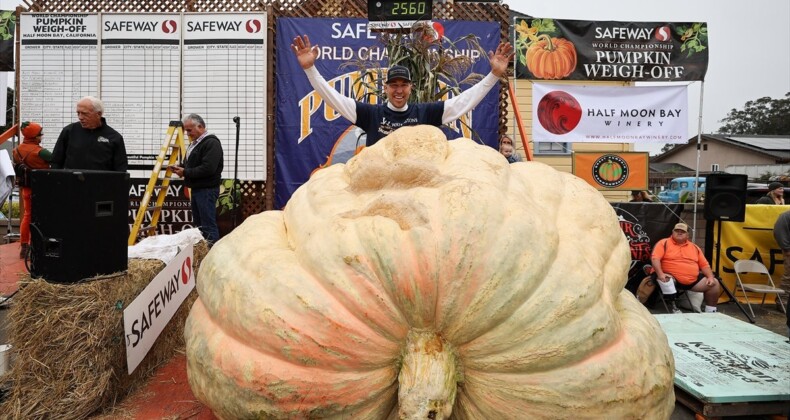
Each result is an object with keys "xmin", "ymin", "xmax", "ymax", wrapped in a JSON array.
[{"xmin": 531, "ymin": 83, "xmax": 688, "ymax": 144}]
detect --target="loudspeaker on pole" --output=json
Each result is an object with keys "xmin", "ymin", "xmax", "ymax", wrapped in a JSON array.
[{"xmin": 703, "ymin": 173, "xmax": 747, "ymax": 222}]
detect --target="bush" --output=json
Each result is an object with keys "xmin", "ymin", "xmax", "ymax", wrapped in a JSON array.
[{"xmin": 1, "ymin": 200, "xmax": 20, "ymax": 219}]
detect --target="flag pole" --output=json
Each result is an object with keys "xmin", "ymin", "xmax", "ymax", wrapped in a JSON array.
[{"xmin": 691, "ymin": 81, "xmax": 705, "ymax": 243}]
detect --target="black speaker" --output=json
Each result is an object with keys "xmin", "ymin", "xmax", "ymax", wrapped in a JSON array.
[
  {"xmin": 30, "ymin": 169, "xmax": 130, "ymax": 283},
  {"xmin": 704, "ymin": 173, "xmax": 747, "ymax": 222}
]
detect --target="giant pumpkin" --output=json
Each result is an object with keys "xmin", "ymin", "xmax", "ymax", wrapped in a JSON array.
[{"xmin": 185, "ymin": 126, "xmax": 675, "ymax": 419}]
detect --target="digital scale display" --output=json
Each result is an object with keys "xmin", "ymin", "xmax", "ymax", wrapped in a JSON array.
[{"xmin": 368, "ymin": 0, "xmax": 432, "ymax": 30}]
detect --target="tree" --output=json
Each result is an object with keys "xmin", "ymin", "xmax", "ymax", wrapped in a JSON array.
[{"xmin": 717, "ymin": 92, "xmax": 790, "ymax": 135}]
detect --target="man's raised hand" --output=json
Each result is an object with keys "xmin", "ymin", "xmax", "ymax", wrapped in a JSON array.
[
  {"xmin": 489, "ymin": 41, "xmax": 514, "ymax": 78},
  {"xmin": 291, "ymin": 34, "xmax": 318, "ymax": 70}
]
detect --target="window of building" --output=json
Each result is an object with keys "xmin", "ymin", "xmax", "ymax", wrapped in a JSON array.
[
  {"xmin": 703, "ymin": 144, "xmax": 708, "ymax": 151},
  {"xmin": 711, "ymin": 163, "xmax": 719, "ymax": 172},
  {"xmin": 535, "ymin": 142, "xmax": 571, "ymax": 155}
]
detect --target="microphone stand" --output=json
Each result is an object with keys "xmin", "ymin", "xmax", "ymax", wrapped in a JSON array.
[{"xmin": 231, "ymin": 116, "xmax": 241, "ymax": 229}]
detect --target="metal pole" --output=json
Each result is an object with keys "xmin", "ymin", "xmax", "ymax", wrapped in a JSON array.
[
  {"xmin": 691, "ymin": 81, "xmax": 705, "ymax": 243},
  {"xmin": 231, "ymin": 116, "xmax": 240, "ymax": 229}
]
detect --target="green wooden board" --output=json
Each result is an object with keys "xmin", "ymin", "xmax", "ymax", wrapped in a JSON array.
[{"xmin": 655, "ymin": 313, "xmax": 790, "ymax": 403}]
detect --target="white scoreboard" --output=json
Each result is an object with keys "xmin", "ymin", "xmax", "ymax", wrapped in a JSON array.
[{"xmin": 19, "ymin": 12, "xmax": 267, "ymax": 180}]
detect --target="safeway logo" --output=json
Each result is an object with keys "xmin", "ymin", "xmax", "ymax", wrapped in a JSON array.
[
  {"xmin": 245, "ymin": 19, "xmax": 261, "ymax": 33},
  {"xmin": 162, "ymin": 20, "xmax": 177, "ymax": 34},
  {"xmin": 654, "ymin": 25, "xmax": 671, "ymax": 42},
  {"xmin": 181, "ymin": 256, "xmax": 192, "ymax": 284}
]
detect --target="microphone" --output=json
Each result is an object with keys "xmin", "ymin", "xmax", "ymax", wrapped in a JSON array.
[{"xmin": 233, "ymin": 116, "xmax": 240, "ymax": 124}]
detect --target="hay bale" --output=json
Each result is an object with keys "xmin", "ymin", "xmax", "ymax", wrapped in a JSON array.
[{"xmin": 0, "ymin": 242, "xmax": 209, "ymax": 419}]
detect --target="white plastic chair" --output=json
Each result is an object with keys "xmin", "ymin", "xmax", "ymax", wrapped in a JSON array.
[{"xmin": 733, "ymin": 259, "xmax": 787, "ymax": 318}]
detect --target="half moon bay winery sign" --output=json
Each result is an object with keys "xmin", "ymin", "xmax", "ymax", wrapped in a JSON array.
[{"xmin": 515, "ymin": 18, "xmax": 709, "ymax": 81}]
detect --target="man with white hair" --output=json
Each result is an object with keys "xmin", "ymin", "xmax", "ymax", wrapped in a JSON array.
[{"xmin": 52, "ymin": 96, "xmax": 128, "ymax": 172}]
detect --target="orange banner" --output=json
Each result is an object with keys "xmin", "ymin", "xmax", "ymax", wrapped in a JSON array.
[{"xmin": 573, "ymin": 152, "xmax": 649, "ymax": 190}]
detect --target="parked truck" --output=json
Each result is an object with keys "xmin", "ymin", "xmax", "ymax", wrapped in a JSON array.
[{"xmin": 657, "ymin": 177, "xmax": 706, "ymax": 203}]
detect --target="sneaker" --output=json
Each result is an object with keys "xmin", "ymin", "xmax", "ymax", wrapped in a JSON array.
[{"xmin": 669, "ymin": 302, "xmax": 682, "ymax": 314}]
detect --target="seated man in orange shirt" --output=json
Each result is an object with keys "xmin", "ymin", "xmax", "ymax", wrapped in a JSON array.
[{"xmin": 651, "ymin": 223, "xmax": 721, "ymax": 313}]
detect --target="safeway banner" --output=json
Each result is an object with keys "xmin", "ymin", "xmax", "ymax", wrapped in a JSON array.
[
  {"xmin": 716, "ymin": 205, "xmax": 789, "ymax": 302},
  {"xmin": 573, "ymin": 152, "xmax": 648, "ymax": 190},
  {"xmin": 515, "ymin": 18, "xmax": 709, "ymax": 81},
  {"xmin": 275, "ymin": 18, "xmax": 500, "ymax": 208},
  {"xmin": 124, "ymin": 244, "xmax": 195, "ymax": 374},
  {"xmin": 0, "ymin": 11, "xmax": 14, "ymax": 71},
  {"xmin": 532, "ymin": 83, "xmax": 687, "ymax": 144}
]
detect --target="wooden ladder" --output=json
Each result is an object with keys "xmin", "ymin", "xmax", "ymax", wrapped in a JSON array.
[{"xmin": 128, "ymin": 120, "xmax": 186, "ymax": 245}]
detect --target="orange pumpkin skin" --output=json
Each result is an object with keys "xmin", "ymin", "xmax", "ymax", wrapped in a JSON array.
[
  {"xmin": 185, "ymin": 126, "xmax": 675, "ymax": 419},
  {"xmin": 526, "ymin": 37, "xmax": 578, "ymax": 79}
]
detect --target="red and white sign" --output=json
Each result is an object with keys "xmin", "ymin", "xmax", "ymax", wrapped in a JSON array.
[
  {"xmin": 532, "ymin": 83, "xmax": 688, "ymax": 144},
  {"xmin": 123, "ymin": 243, "xmax": 195, "ymax": 374}
]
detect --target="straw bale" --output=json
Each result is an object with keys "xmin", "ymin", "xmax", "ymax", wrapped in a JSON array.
[{"xmin": 0, "ymin": 242, "xmax": 209, "ymax": 419}]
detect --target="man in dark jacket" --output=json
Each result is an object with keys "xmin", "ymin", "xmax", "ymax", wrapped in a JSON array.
[
  {"xmin": 170, "ymin": 114, "xmax": 224, "ymax": 244},
  {"xmin": 52, "ymin": 96, "xmax": 128, "ymax": 171}
]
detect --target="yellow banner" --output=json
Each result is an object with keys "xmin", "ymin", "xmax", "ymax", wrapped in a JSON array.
[
  {"xmin": 572, "ymin": 152, "xmax": 649, "ymax": 190},
  {"xmin": 717, "ymin": 204, "xmax": 789, "ymax": 303}
]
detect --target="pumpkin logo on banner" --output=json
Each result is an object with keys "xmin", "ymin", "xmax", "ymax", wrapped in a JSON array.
[
  {"xmin": 591, "ymin": 154, "xmax": 629, "ymax": 187},
  {"xmin": 536, "ymin": 90, "xmax": 582, "ymax": 134},
  {"xmin": 520, "ymin": 20, "xmax": 578, "ymax": 80}
]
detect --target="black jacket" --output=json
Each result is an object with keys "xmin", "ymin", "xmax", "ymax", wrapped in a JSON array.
[
  {"xmin": 52, "ymin": 118, "xmax": 128, "ymax": 172},
  {"xmin": 184, "ymin": 134, "xmax": 223, "ymax": 189}
]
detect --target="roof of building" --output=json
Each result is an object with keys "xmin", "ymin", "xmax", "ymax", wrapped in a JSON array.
[
  {"xmin": 653, "ymin": 134, "xmax": 790, "ymax": 162},
  {"xmin": 649, "ymin": 162, "xmax": 695, "ymax": 173}
]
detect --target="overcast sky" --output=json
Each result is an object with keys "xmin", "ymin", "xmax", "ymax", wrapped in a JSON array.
[{"xmin": 504, "ymin": 0, "xmax": 790, "ymax": 155}]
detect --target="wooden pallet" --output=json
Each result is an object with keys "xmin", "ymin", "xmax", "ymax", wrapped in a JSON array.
[{"xmin": 675, "ymin": 385, "xmax": 790, "ymax": 418}]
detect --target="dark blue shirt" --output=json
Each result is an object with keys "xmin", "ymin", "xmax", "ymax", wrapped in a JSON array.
[{"xmin": 355, "ymin": 102, "xmax": 445, "ymax": 146}]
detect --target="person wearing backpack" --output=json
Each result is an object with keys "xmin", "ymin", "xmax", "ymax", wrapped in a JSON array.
[{"xmin": 12, "ymin": 121, "xmax": 52, "ymax": 259}]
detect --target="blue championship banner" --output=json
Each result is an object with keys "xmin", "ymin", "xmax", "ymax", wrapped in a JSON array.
[{"xmin": 275, "ymin": 18, "xmax": 500, "ymax": 208}]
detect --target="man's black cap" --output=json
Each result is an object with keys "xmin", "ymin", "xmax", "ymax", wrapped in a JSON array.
[{"xmin": 386, "ymin": 65, "xmax": 411, "ymax": 83}]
